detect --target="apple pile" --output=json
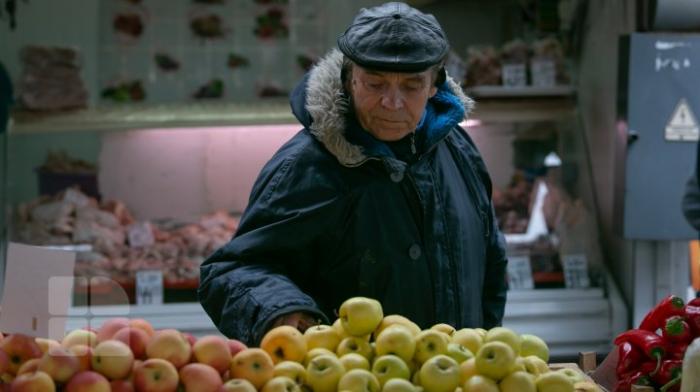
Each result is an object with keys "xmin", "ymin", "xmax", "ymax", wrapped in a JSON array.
[{"xmin": 0, "ymin": 296, "xmax": 602, "ymax": 392}]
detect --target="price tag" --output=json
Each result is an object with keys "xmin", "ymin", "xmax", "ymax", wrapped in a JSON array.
[
  {"xmin": 502, "ymin": 63, "xmax": 527, "ymax": 87},
  {"xmin": 127, "ymin": 222, "xmax": 155, "ymax": 248},
  {"xmin": 136, "ymin": 270, "xmax": 163, "ymax": 305},
  {"xmin": 530, "ymin": 58, "xmax": 557, "ymax": 87},
  {"xmin": 562, "ymin": 254, "xmax": 591, "ymax": 288},
  {"xmin": 506, "ymin": 255, "xmax": 534, "ymax": 290}
]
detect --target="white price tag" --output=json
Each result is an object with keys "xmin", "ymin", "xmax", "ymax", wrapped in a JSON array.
[
  {"xmin": 127, "ymin": 222, "xmax": 155, "ymax": 248},
  {"xmin": 530, "ymin": 58, "xmax": 556, "ymax": 87},
  {"xmin": 507, "ymin": 255, "xmax": 534, "ymax": 290},
  {"xmin": 562, "ymin": 254, "xmax": 591, "ymax": 288},
  {"xmin": 136, "ymin": 270, "xmax": 163, "ymax": 305},
  {"xmin": 502, "ymin": 63, "xmax": 527, "ymax": 87}
]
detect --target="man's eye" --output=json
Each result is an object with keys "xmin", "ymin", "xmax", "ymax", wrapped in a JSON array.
[{"xmin": 367, "ymin": 83, "xmax": 383, "ymax": 90}]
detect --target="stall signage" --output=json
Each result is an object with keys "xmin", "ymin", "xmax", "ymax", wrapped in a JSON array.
[
  {"xmin": 562, "ymin": 254, "xmax": 591, "ymax": 288},
  {"xmin": 665, "ymin": 98, "xmax": 699, "ymax": 142},
  {"xmin": 506, "ymin": 255, "xmax": 534, "ymax": 290},
  {"xmin": 136, "ymin": 270, "xmax": 163, "ymax": 305}
]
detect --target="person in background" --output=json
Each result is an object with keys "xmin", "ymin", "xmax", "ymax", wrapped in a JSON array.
[{"xmin": 198, "ymin": 2, "xmax": 508, "ymax": 345}]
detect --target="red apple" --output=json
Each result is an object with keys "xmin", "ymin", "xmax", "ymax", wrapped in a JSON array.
[
  {"xmin": 133, "ymin": 358, "xmax": 179, "ymax": 392},
  {"xmin": 193, "ymin": 335, "xmax": 232, "ymax": 374},
  {"xmin": 113, "ymin": 327, "xmax": 150, "ymax": 360},
  {"xmin": 179, "ymin": 363, "xmax": 223, "ymax": 392},
  {"xmin": 38, "ymin": 346, "xmax": 81, "ymax": 383},
  {"xmin": 97, "ymin": 318, "xmax": 130, "ymax": 343},
  {"xmin": 68, "ymin": 344, "xmax": 93, "ymax": 373},
  {"xmin": 0, "ymin": 334, "xmax": 43, "ymax": 374},
  {"xmin": 65, "ymin": 370, "xmax": 110, "ymax": 392},
  {"xmin": 227, "ymin": 339, "xmax": 248, "ymax": 357},
  {"xmin": 146, "ymin": 329, "xmax": 191, "ymax": 368},
  {"xmin": 16, "ymin": 358, "xmax": 40, "ymax": 375},
  {"xmin": 10, "ymin": 370, "xmax": 56, "ymax": 391},
  {"xmin": 62, "ymin": 330, "xmax": 98, "ymax": 349},
  {"xmin": 110, "ymin": 379, "xmax": 135, "ymax": 392},
  {"xmin": 182, "ymin": 332, "xmax": 197, "ymax": 347},
  {"xmin": 128, "ymin": 319, "xmax": 155, "ymax": 339},
  {"xmin": 0, "ymin": 349, "xmax": 9, "ymax": 375}
]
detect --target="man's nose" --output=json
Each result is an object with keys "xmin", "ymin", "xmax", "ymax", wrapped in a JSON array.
[{"xmin": 380, "ymin": 88, "xmax": 404, "ymax": 110}]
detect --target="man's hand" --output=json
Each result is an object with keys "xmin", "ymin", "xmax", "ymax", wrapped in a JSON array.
[{"xmin": 270, "ymin": 311, "xmax": 318, "ymax": 333}]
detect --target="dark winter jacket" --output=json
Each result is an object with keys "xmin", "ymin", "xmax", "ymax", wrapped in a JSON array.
[{"xmin": 198, "ymin": 49, "xmax": 508, "ymax": 345}]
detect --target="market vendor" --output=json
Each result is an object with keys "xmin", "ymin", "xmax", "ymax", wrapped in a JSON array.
[{"xmin": 198, "ymin": 1, "xmax": 508, "ymax": 345}]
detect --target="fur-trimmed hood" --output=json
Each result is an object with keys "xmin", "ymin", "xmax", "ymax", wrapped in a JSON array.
[{"xmin": 290, "ymin": 49, "xmax": 474, "ymax": 167}]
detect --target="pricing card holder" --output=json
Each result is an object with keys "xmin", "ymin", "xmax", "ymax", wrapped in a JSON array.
[
  {"xmin": 562, "ymin": 254, "xmax": 591, "ymax": 289},
  {"xmin": 506, "ymin": 254, "xmax": 535, "ymax": 290},
  {"xmin": 136, "ymin": 270, "xmax": 163, "ymax": 305}
]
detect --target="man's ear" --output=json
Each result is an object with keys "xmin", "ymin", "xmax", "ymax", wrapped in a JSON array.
[{"xmin": 429, "ymin": 85, "xmax": 438, "ymax": 98}]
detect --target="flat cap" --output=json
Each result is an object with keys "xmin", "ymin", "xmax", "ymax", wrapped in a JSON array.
[{"xmin": 338, "ymin": 2, "xmax": 449, "ymax": 73}]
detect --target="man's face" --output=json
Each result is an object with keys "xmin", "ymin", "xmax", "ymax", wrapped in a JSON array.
[{"xmin": 348, "ymin": 65, "xmax": 438, "ymax": 142}]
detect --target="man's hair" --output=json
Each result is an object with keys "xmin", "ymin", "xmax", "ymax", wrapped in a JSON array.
[{"xmin": 340, "ymin": 56, "xmax": 447, "ymax": 91}]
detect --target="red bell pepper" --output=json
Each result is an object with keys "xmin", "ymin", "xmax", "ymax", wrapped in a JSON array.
[
  {"xmin": 652, "ymin": 359, "xmax": 683, "ymax": 386},
  {"xmin": 639, "ymin": 295, "xmax": 685, "ymax": 332},
  {"xmin": 667, "ymin": 341, "xmax": 689, "ymax": 360},
  {"xmin": 614, "ymin": 329, "xmax": 666, "ymax": 374},
  {"xmin": 616, "ymin": 342, "xmax": 643, "ymax": 376},
  {"xmin": 613, "ymin": 370, "xmax": 653, "ymax": 392},
  {"xmin": 662, "ymin": 315, "xmax": 692, "ymax": 344},
  {"xmin": 685, "ymin": 297, "xmax": 700, "ymax": 337}
]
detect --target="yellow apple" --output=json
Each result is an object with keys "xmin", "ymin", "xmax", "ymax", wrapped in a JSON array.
[
  {"xmin": 38, "ymin": 346, "xmax": 81, "ymax": 383},
  {"xmin": 382, "ymin": 378, "xmax": 417, "ymax": 392},
  {"xmin": 474, "ymin": 341, "xmax": 516, "ymax": 381},
  {"xmin": 451, "ymin": 329, "xmax": 483, "ymax": 355},
  {"xmin": 520, "ymin": 334, "xmax": 549, "ymax": 362},
  {"xmin": 418, "ymin": 355, "xmax": 460, "ymax": 392},
  {"xmin": 338, "ymin": 368, "xmax": 380, "ymax": 392},
  {"xmin": 62, "ymin": 329, "xmax": 98, "ymax": 349},
  {"xmin": 11, "ymin": 370, "xmax": 55, "ymax": 391},
  {"xmin": 458, "ymin": 357, "xmax": 477, "ymax": 385},
  {"xmin": 430, "ymin": 324, "xmax": 455, "ymax": 337},
  {"xmin": 462, "ymin": 375, "xmax": 499, "ymax": 392},
  {"xmin": 35, "ymin": 338, "xmax": 61, "ymax": 355},
  {"xmin": 1, "ymin": 333, "xmax": 43, "ymax": 374},
  {"xmin": 304, "ymin": 325, "xmax": 341, "ymax": 352},
  {"xmin": 305, "ymin": 353, "xmax": 346, "ymax": 392},
  {"xmin": 128, "ymin": 319, "xmax": 155, "ymax": 339},
  {"xmin": 97, "ymin": 318, "xmax": 130, "ymax": 343},
  {"xmin": 333, "ymin": 319, "xmax": 351, "ymax": 341},
  {"xmin": 133, "ymin": 358, "xmax": 179, "ymax": 392},
  {"xmin": 414, "ymin": 330, "xmax": 448, "ymax": 364},
  {"xmin": 305, "ymin": 348, "xmax": 335, "ymax": 366},
  {"xmin": 336, "ymin": 337, "xmax": 373, "ymax": 361},
  {"xmin": 261, "ymin": 376, "xmax": 301, "ymax": 392},
  {"xmin": 16, "ymin": 358, "xmax": 40, "ymax": 375},
  {"xmin": 338, "ymin": 297, "xmax": 384, "ymax": 337},
  {"xmin": 193, "ymin": 335, "xmax": 233, "ymax": 374},
  {"xmin": 475, "ymin": 329, "xmax": 487, "ymax": 339},
  {"xmin": 374, "ymin": 315, "xmax": 421, "ymax": 339},
  {"xmin": 261, "ymin": 326, "xmax": 307, "ymax": 364},
  {"xmin": 339, "ymin": 353, "xmax": 370, "ymax": 371},
  {"xmin": 499, "ymin": 370, "xmax": 536, "ymax": 392},
  {"xmin": 574, "ymin": 381, "xmax": 602, "ymax": 392},
  {"xmin": 221, "ymin": 378, "xmax": 258, "ymax": 392},
  {"xmin": 371, "ymin": 355, "xmax": 410, "ymax": 387},
  {"xmin": 557, "ymin": 368, "xmax": 586, "ymax": 385},
  {"xmin": 146, "ymin": 329, "xmax": 192, "ymax": 368},
  {"xmin": 113, "ymin": 327, "xmax": 150, "ymax": 361},
  {"xmin": 230, "ymin": 348, "xmax": 275, "ymax": 390},
  {"xmin": 374, "ymin": 325, "xmax": 415, "ymax": 364},
  {"xmin": 484, "ymin": 327, "xmax": 521, "ymax": 356},
  {"xmin": 274, "ymin": 360, "xmax": 306, "ymax": 384},
  {"xmin": 179, "ymin": 363, "xmax": 223, "ymax": 392},
  {"xmin": 522, "ymin": 355, "xmax": 550, "ymax": 377},
  {"xmin": 91, "ymin": 340, "xmax": 134, "ymax": 380},
  {"xmin": 446, "ymin": 343, "xmax": 473, "ymax": 364},
  {"xmin": 536, "ymin": 371, "xmax": 575, "ymax": 392}
]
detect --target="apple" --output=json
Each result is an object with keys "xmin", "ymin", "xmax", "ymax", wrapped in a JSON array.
[
  {"xmin": 374, "ymin": 315, "xmax": 421, "ymax": 339},
  {"xmin": 132, "ymin": 358, "xmax": 179, "ymax": 392},
  {"xmin": 430, "ymin": 324, "xmax": 455, "ymax": 337},
  {"xmin": 97, "ymin": 318, "xmax": 130, "ymax": 343},
  {"xmin": 35, "ymin": 338, "xmax": 61, "ymax": 355},
  {"xmin": 110, "ymin": 380, "xmax": 135, "ymax": 392},
  {"xmin": 371, "ymin": 355, "xmax": 410, "ymax": 387},
  {"xmin": 484, "ymin": 327, "xmax": 521, "ymax": 356},
  {"xmin": 574, "ymin": 381, "xmax": 601, "ymax": 391},
  {"xmin": 305, "ymin": 353, "xmax": 345, "ymax": 392},
  {"xmin": 535, "ymin": 371, "xmax": 575, "ymax": 392},
  {"xmin": 91, "ymin": 340, "xmax": 134, "ymax": 380},
  {"xmin": 62, "ymin": 330, "xmax": 98, "ymax": 349},
  {"xmin": 192, "ymin": 335, "xmax": 232, "ymax": 374},
  {"xmin": 374, "ymin": 325, "xmax": 415, "ymax": 364},
  {"xmin": 382, "ymin": 378, "xmax": 417, "ymax": 392},
  {"xmin": 418, "ymin": 355, "xmax": 460, "ymax": 392},
  {"xmin": 0, "ymin": 333, "xmax": 43, "ymax": 374},
  {"xmin": 336, "ymin": 337, "xmax": 373, "ymax": 361},
  {"xmin": 556, "ymin": 368, "xmax": 585, "ymax": 385},
  {"xmin": 338, "ymin": 297, "xmax": 384, "ymax": 337},
  {"xmin": 179, "ymin": 363, "xmax": 223, "ymax": 392},
  {"xmin": 67, "ymin": 345, "xmax": 93, "ymax": 372},
  {"xmin": 113, "ymin": 327, "xmax": 150, "ymax": 361},
  {"xmin": 520, "ymin": 334, "xmax": 549, "ymax": 362},
  {"xmin": 451, "ymin": 329, "xmax": 483, "ymax": 355},
  {"xmin": 128, "ymin": 319, "xmax": 155, "ymax": 338},
  {"xmin": 474, "ymin": 341, "xmax": 515, "ymax": 381},
  {"xmin": 38, "ymin": 346, "xmax": 81, "ymax": 383},
  {"xmin": 220, "ymin": 378, "xmax": 258, "ymax": 392},
  {"xmin": 414, "ymin": 330, "xmax": 448, "ymax": 364},
  {"xmin": 0, "ymin": 349, "xmax": 9, "ymax": 374},
  {"xmin": 511, "ymin": 356, "xmax": 526, "ymax": 372},
  {"xmin": 10, "ymin": 370, "xmax": 55, "ymax": 391},
  {"xmin": 332, "ymin": 319, "xmax": 351, "ymax": 341},
  {"xmin": 304, "ymin": 325, "xmax": 341, "ymax": 352},
  {"xmin": 458, "ymin": 357, "xmax": 477, "ymax": 385},
  {"xmin": 500, "ymin": 370, "xmax": 536, "ymax": 392},
  {"xmin": 522, "ymin": 355, "xmax": 549, "ymax": 377},
  {"xmin": 227, "ymin": 339, "xmax": 248, "ymax": 357},
  {"xmin": 146, "ymin": 329, "xmax": 192, "ymax": 368},
  {"xmin": 446, "ymin": 343, "xmax": 473, "ymax": 364},
  {"xmin": 462, "ymin": 375, "xmax": 499, "ymax": 392},
  {"xmin": 16, "ymin": 358, "xmax": 40, "ymax": 375},
  {"xmin": 261, "ymin": 326, "xmax": 307, "ymax": 364},
  {"xmin": 182, "ymin": 332, "xmax": 197, "ymax": 348},
  {"xmin": 338, "ymin": 353, "xmax": 369, "ymax": 371},
  {"xmin": 261, "ymin": 376, "xmax": 301, "ymax": 392},
  {"xmin": 304, "ymin": 348, "xmax": 335, "ymax": 366},
  {"xmin": 337, "ymin": 368, "xmax": 380, "ymax": 392},
  {"xmin": 65, "ymin": 371, "xmax": 111, "ymax": 392},
  {"xmin": 230, "ymin": 348, "xmax": 275, "ymax": 390},
  {"xmin": 274, "ymin": 360, "xmax": 306, "ymax": 385}
]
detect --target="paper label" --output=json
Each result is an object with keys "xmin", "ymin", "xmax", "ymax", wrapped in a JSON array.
[
  {"xmin": 502, "ymin": 63, "xmax": 527, "ymax": 88},
  {"xmin": 531, "ymin": 58, "xmax": 557, "ymax": 87},
  {"xmin": 506, "ymin": 255, "xmax": 535, "ymax": 290},
  {"xmin": 665, "ymin": 99, "xmax": 699, "ymax": 142},
  {"xmin": 127, "ymin": 221, "xmax": 155, "ymax": 248},
  {"xmin": 136, "ymin": 270, "xmax": 163, "ymax": 305},
  {"xmin": 562, "ymin": 254, "xmax": 591, "ymax": 288}
]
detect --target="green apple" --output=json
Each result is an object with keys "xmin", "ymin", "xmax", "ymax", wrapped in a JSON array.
[
  {"xmin": 333, "ymin": 318, "xmax": 351, "ymax": 341},
  {"xmin": 382, "ymin": 378, "xmax": 417, "ymax": 392},
  {"xmin": 556, "ymin": 368, "xmax": 585, "ymax": 385},
  {"xmin": 304, "ymin": 325, "xmax": 341, "ymax": 352},
  {"xmin": 375, "ymin": 325, "xmax": 416, "ymax": 364},
  {"xmin": 510, "ymin": 356, "xmax": 526, "ymax": 372},
  {"xmin": 520, "ymin": 334, "xmax": 549, "ymax": 362},
  {"xmin": 338, "ymin": 368, "xmax": 380, "ymax": 392},
  {"xmin": 261, "ymin": 376, "xmax": 301, "ymax": 392},
  {"xmin": 445, "ymin": 343, "xmax": 473, "ymax": 364},
  {"xmin": 273, "ymin": 361, "xmax": 306, "ymax": 385},
  {"xmin": 458, "ymin": 357, "xmax": 477, "ymax": 385},
  {"xmin": 374, "ymin": 315, "xmax": 421, "ymax": 339},
  {"xmin": 474, "ymin": 341, "xmax": 516, "ymax": 381},
  {"xmin": 499, "ymin": 371, "xmax": 536, "ymax": 392},
  {"xmin": 451, "ymin": 329, "xmax": 483, "ymax": 355},
  {"xmin": 221, "ymin": 378, "xmax": 258, "ymax": 392},
  {"xmin": 414, "ymin": 330, "xmax": 448, "ymax": 364},
  {"xmin": 462, "ymin": 375, "xmax": 499, "ymax": 392},
  {"xmin": 305, "ymin": 354, "xmax": 346, "ymax": 392},
  {"xmin": 338, "ymin": 297, "xmax": 384, "ymax": 337},
  {"xmin": 484, "ymin": 327, "xmax": 521, "ymax": 356},
  {"xmin": 522, "ymin": 355, "xmax": 549, "ymax": 377},
  {"xmin": 305, "ymin": 348, "xmax": 336, "ymax": 366},
  {"xmin": 337, "ymin": 337, "xmax": 373, "ymax": 361},
  {"xmin": 418, "ymin": 355, "xmax": 460, "ymax": 392},
  {"xmin": 535, "ymin": 371, "xmax": 575, "ymax": 392},
  {"xmin": 339, "ymin": 353, "xmax": 370, "ymax": 371},
  {"xmin": 371, "ymin": 355, "xmax": 411, "ymax": 387},
  {"xmin": 430, "ymin": 324, "xmax": 456, "ymax": 337}
]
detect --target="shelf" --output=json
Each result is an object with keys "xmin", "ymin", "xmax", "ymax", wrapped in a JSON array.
[{"xmin": 466, "ymin": 85, "xmax": 575, "ymax": 98}]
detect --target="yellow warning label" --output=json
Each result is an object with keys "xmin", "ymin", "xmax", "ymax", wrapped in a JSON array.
[{"xmin": 665, "ymin": 99, "xmax": 699, "ymax": 141}]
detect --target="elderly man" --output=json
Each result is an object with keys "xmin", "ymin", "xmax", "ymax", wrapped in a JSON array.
[{"xmin": 199, "ymin": 2, "xmax": 508, "ymax": 345}]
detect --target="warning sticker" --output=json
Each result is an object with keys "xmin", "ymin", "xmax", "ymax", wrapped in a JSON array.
[{"xmin": 665, "ymin": 99, "xmax": 699, "ymax": 141}]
